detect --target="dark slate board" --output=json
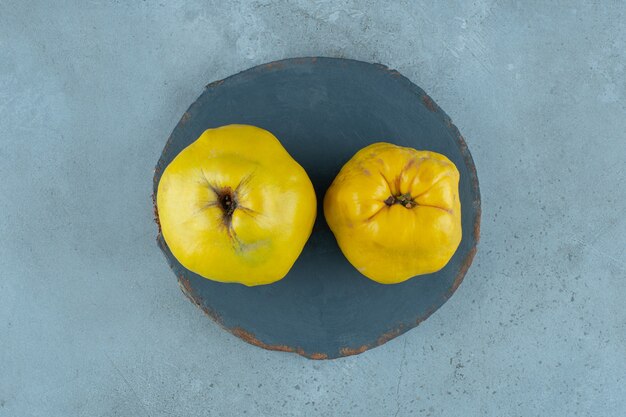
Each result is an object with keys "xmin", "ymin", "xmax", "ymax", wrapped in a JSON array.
[{"xmin": 153, "ymin": 57, "xmax": 481, "ymax": 359}]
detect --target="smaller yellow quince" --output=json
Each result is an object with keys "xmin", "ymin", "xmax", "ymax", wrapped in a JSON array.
[{"xmin": 324, "ymin": 142, "xmax": 462, "ymax": 284}]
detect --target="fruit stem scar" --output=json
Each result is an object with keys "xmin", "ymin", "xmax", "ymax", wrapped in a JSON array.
[
  {"xmin": 217, "ymin": 187, "xmax": 237, "ymax": 218},
  {"xmin": 384, "ymin": 193, "xmax": 417, "ymax": 209}
]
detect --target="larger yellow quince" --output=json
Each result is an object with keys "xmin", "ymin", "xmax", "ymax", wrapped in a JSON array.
[
  {"xmin": 324, "ymin": 142, "xmax": 462, "ymax": 284},
  {"xmin": 157, "ymin": 124, "xmax": 316, "ymax": 286}
]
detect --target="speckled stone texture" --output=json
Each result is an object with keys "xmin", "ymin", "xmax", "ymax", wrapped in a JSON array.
[{"xmin": 0, "ymin": 1, "xmax": 624, "ymax": 416}]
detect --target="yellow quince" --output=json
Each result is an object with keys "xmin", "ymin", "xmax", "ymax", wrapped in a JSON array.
[
  {"xmin": 157, "ymin": 124, "xmax": 316, "ymax": 286},
  {"xmin": 324, "ymin": 142, "xmax": 461, "ymax": 284}
]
